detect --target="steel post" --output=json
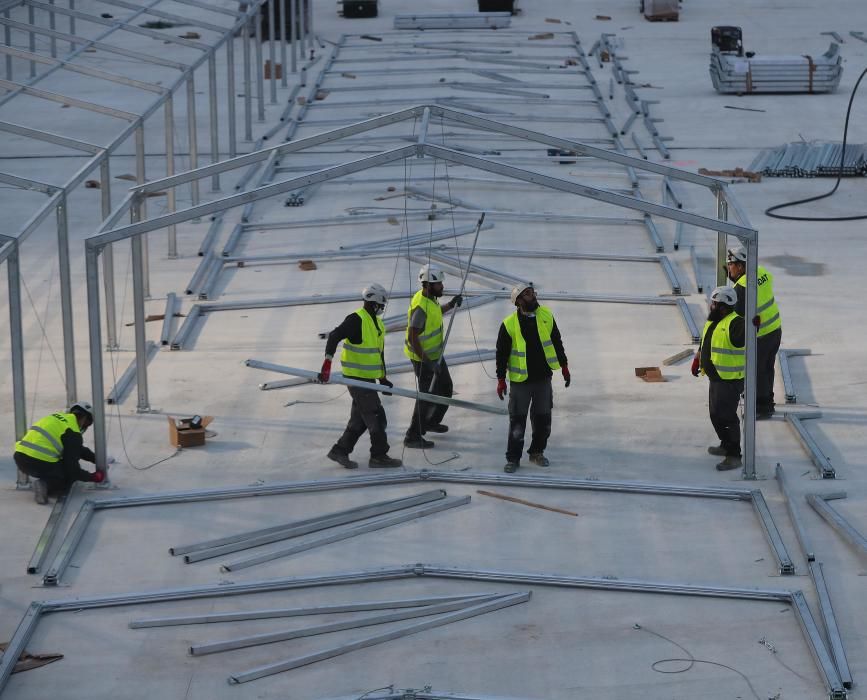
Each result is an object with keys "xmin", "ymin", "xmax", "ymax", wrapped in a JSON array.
[
  {"xmin": 100, "ymin": 160, "xmax": 118, "ymax": 350},
  {"xmin": 226, "ymin": 32, "xmax": 237, "ymax": 157},
  {"xmin": 290, "ymin": 0, "xmax": 297, "ymax": 72},
  {"xmin": 135, "ymin": 125, "xmax": 150, "ymax": 298},
  {"xmin": 164, "ymin": 95, "xmax": 177, "ymax": 257},
  {"xmin": 742, "ymin": 233, "xmax": 758, "ymax": 479},
  {"xmin": 299, "ymin": 0, "xmax": 307, "ymax": 55},
  {"xmin": 3, "ymin": 11, "xmax": 10, "ymax": 80},
  {"xmin": 254, "ymin": 5, "xmax": 265, "ymax": 121},
  {"xmin": 55, "ymin": 194, "xmax": 77, "ymax": 405},
  {"xmin": 279, "ymin": 0, "xmax": 287, "ymax": 87},
  {"xmin": 186, "ymin": 75, "xmax": 200, "ymax": 207},
  {"xmin": 207, "ymin": 55, "xmax": 220, "ymax": 191},
  {"xmin": 85, "ymin": 245, "xmax": 107, "ymax": 473},
  {"xmin": 242, "ymin": 15, "xmax": 253, "ymax": 140},
  {"xmin": 7, "ymin": 242, "xmax": 28, "ymax": 486},
  {"xmin": 131, "ymin": 197, "xmax": 150, "ymax": 413},
  {"xmin": 27, "ymin": 4, "xmax": 35, "ymax": 77},
  {"xmin": 267, "ymin": 0, "xmax": 277, "ymax": 103},
  {"xmin": 47, "ymin": 0, "xmax": 56, "ymax": 56}
]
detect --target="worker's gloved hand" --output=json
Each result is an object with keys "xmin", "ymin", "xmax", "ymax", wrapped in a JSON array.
[
  {"xmin": 562, "ymin": 366, "xmax": 571, "ymax": 388},
  {"xmin": 691, "ymin": 354, "xmax": 701, "ymax": 377},
  {"xmin": 379, "ymin": 377, "xmax": 393, "ymax": 396},
  {"xmin": 450, "ymin": 294, "xmax": 463, "ymax": 308},
  {"xmin": 496, "ymin": 378, "xmax": 508, "ymax": 400},
  {"xmin": 318, "ymin": 358, "xmax": 332, "ymax": 383},
  {"xmin": 752, "ymin": 315, "xmax": 761, "ymax": 328},
  {"xmin": 91, "ymin": 470, "xmax": 106, "ymax": 484}
]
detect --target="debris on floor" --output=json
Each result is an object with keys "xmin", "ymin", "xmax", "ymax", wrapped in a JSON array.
[{"xmin": 635, "ymin": 367, "xmax": 665, "ymax": 382}]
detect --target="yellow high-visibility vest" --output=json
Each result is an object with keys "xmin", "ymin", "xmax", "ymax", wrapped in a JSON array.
[
  {"xmin": 404, "ymin": 290, "xmax": 443, "ymax": 361},
  {"xmin": 735, "ymin": 266, "xmax": 781, "ymax": 337},
  {"xmin": 340, "ymin": 309, "xmax": 385, "ymax": 379},
  {"xmin": 15, "ymin": 412, "xmax": 79, "ymax": 463},
  {"xmin": 503, "ymin": 306, "xmax": 561, "ymax": 383},
  {"xmin": 701, "ymin": 312, "xmax": 745, "ymax": 380}
]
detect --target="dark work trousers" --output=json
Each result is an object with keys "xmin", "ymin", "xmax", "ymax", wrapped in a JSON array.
[
  {"xmin": 708, "ymin": 378, "xmax": 744, "ymax": 457},
  {"xmin": 333, "ymin": 381, "xmax": 389, "ymax": 458},
  {"xmin": 13, "ymin": 452, "xmax": 90, "ymax": 494},
  {"xmin": 406, "ymin": 359, "xmax": 453, "ymax": 439},
  {"xmin": 506, "ymin": 379, "xmax": 553, "ymax": 463},
  {"xmin": 756, "ymin": 328, "xmax": 782, "ymax": 413}
]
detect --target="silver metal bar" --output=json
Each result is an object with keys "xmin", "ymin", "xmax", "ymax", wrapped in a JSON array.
[
  {"xmin": 779, "ymin": 348, "xmax": 811, "ymax": 403},
  {"xmin": 245, "ymin": 360, "xmax": 508, "ymax": 416},
  {"xmin": 197, "ymin": 252, "xmax": 224, "ymax": 300},
  {"xmin": 775, "ymin": 464, "xmax": 814, "ymax": 562},
  {"xmin": 184, "ymin": 490, "xmax": 448, "ymax": 563},
  {"xmin": 0, "ymin": 119, "xmax": 102, "ymax": 153},
  {"xmin": 243, "ymin": 12, "xmax": 252, "ymax": 140},
  {"xmin": 0, "ymin": 603, "xmax": 44, "ymax": 691},
  {"xmin": 809, "ymin": 560, "xmax": 853, "ymax": 688},
  {"xmin": 279, "ymin": 0, "xmax": 287, "ymax": 87},
  {"xmin": 186, "ymin": 252, "xmax": 218, "ymax": 296},
  {"xmin": 160, "ymin": 293, "xmax": 178, "ymax": 346},
  {"xmin": 54, "ymin": 194, "xmax": 76, "ymax": 405},
  {"xmin": 164, "ymin": 95, "xmax": 177, "ymax": 257},
  {"xmin": 228, "ymin": 592, "xmax": 530, "ymax": 684},
  {"xmin": 192, "ymin": 591, "xmax": 492, "ymax": 655},
  {"xmin": 171, "ymin": 490, "xmax": 446, "ymax": 556},
  {"xmin": 675, "ymin": 297, "xmax": 700, "ymax": 343},
  {"xmin": 226, "ymin": 30, "xmax": 237, "ymax": 157},
  {"xmin": 254, "ymin": 4, "xmax": 265, "ymax": 120},
  {"xmin": 170, "ymin": 304, "xmax": 201, "ymax": 350},
  {"xmin": 100, "ymin": 160, "xmax": 119, "ymax": 351},
  {"xmin": 85, "ymin": 246, "xmax": 108, "ymax": 474},
  {"xmin": 785, "ymin": 414, "xmax": 835, "ymax": 479},
  {"xmin": 289, "ymin": 0, "xmax": 296, "ymax": 73},
  {"xmin": 789, "ymin": 590, "xmax": 847, "ymax": 699},
  {"xmin": 106, "ymin": 341, "xmax": 158, "ymax": 405},
  {"xmin": 186, "ymin": 76, "xmax": 200, "ymax": 207},
  {"xmin": 43, "ymin": 499, "xmax": 96, "ymax": 585},
  {"xmin": 0, "ymin": 77, "xmax": 138, "ymax": 120},
  {"xmin": 27, "ymin": 484, "xmax": 74, "ymax": 574},
  {"xmin": 207, "ymin": 55, "xmax": 220, "ymax": 191},
  {"xmin": 96, "ymin": 0, "xmax": 227, "ymax": 33},
  {"xmin": 223, "ymin": 496, "xmax": 472, "ymax": 572},
  {"xmin": 130, "ymin": 593, "xmax": 494, "ymax": 628},
  {"xmin": 807, "ymin": 494, "xmax": 867, "ymax": 558},
  {"xmin": 267, "ymin": 0, "xmax": 276, "ymax": 103},
  {"xmin": 658, "ymin": 255, "xmax": 681, "ymax": 294},
  {"xmin": 750, "ymin": 489, "xmax": 795, "ymax": 575}
]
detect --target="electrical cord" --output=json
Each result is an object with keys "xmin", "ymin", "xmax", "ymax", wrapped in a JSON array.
[{"xmin": 765, "ymin": 66, "xmax": 867, "ymax": 221}]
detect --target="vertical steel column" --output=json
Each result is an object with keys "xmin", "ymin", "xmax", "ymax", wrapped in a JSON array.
[
  {"xmin": 715, "ymin": 190, "xmax": 728, "ymax": 287},
  {"xmin": 27, "ymin": 5, "xmax": 35, "ymax": 77},
  {"xmin": 207, "ymin": 55, "xmax": 220, "ymax": 191},
  {"xmin": 85, "ymin": 245, "xmax": 108, "ymax": 470},
  {"xmin": 299, "ymin": 0, "xmax": 307, "ymax": 55},
  {"xmin": 186, "ymin": 75, "xmax": 200, "ymax": 207},
  {"xmin": 243, "ymin": 15, "xmax": 253, "ymax": 140},
  {"xmin": 8, "ymin": 242, "xmax": 29, "ymax": 486},
  {"xmin": 100, "ymin": 159, "xmax": 118, "ymax": 350},
  {"xmin": 134, "ymin": 124, "xmax": 150, "ymax": 298},
  {"xmin": 306, "ymin": 0, "xmax": 313, "ymax": 51},
  {"xmin": 742, "ymin": 233, "xmax": 758, "ymax": 479},
  {"xmin": 226, "ymin": 34, "xmax": 237, "ymax": 157},
  {"xmin": 254, "ymin": 6, "xmax": 265, "ymax": 121},
  {"xmin": 279, "ymin": 0, "xmax": 287, "ymax": 87},
  {"xmin": 55, "ymin": 193, "xmax": 76, "ymax": 406},
  {"xmin": 130, "ymin": 196, "xmax": 150, "ymax": 413},
  {"xmin": 3, "ymin": 11, "xmax": 11, "ymax": 80},
  {"xmin": 68, "ymin": 0, "xmax": 75, "ymax": 50},
  {"xmin": 164, "ymin": 94, "xmax": 178, "ymax": 258},
  {"xmin": 47, "ymin": 0, "xmax": 57, "ymax": 57},
  {"xmin": 290, "ymin": 0, "xmax": 297, "ymax": 73},
  {"xmin": 267, "ymin": 0, "xmax": 277, "ymax": 103}
]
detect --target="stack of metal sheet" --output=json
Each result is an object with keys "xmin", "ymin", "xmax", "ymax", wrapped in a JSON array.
[
  {"xmin": 710, "ymin": 44, "xmax": 843, "ymax": 94},
  {"xmin": 393, "ymin": 12, "xmax": 511, "ymax": 30},
  {"xmin": 749, "ymin": 143, "xmax": 867, "ymax": 177}
]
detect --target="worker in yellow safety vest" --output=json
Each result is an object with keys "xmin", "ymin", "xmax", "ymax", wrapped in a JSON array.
[
  {"xmin": 726, "ymin": 245, "xmax": 782, "ymax": 419},
  {"xmin": 318, "ymin": 284, "xmax": 402, "ymax": 469},
  {"xmin": 691, "ymin": 286, "xmax": 746, "ymax": 472},
  {"xmin": 403, "ymin": 265, "xmax": 463, "ymax": 449},
  {"xmin": 496, "ymin": 283, "xmax": 569, "ymax": 473},
  {"xmin": 13, "ymin": 401, "xmax": 104, "ymax": 504}
]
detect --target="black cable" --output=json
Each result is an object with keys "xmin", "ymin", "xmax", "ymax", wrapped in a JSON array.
[{"xmin": 765, "ymin": 66, "xmax": 867, "ymax": 221}]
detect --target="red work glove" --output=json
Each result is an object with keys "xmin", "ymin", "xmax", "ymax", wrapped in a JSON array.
[
  {"xmin": 379, "ymin": 377, "xmax": 393, "ymax": 396},
  {"xmin": 752, "ymin": 315, "xmax": 761, "ymax": 328},
  {"xmin": 318, "ymin": 358, "xmax": 332, "ymax": 383},
  {"xmin": 562, "ymin": 366, "xmax": 571, "ymax": 388},
  {"xmin": 496, "ymin": 378, "xmax": 507, "ymax": 400},
  {"xmin": 91, "ymin": 470, "xmax": 105, "ymax": 484},
  {"xmin": 691, "ymin": 353, "xmax": 700, "ymax": 377}
]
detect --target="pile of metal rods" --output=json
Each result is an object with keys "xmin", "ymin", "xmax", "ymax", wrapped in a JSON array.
[{"xmin": 749, "ymin": 142, "xmax": 867, "ymax": 178}]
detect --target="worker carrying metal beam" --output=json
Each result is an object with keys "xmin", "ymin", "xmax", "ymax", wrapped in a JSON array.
[
  {"xmin": 14, "ymin": 401, "xmax": 104, "ymax": 504},
  {"xmin": 496, "ymin": 283, "xmax": 570, "ymax": 473},
  {"xmin": 319, "ymin": 283, "xmax": 402, "ymax": 470}
]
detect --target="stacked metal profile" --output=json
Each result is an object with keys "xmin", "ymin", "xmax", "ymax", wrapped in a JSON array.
[
  {"xmin": 749, "ymin": 142, "xmax": 867, "ymax": 177},
  {"xmin": 709, "ymin": 44, "xmax": 843, "ymax": 94},
  {"xmin": 393, "ymin": 12, "xmax": 511, "ymax": 29}
]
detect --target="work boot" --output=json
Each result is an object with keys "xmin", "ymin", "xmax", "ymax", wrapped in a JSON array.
[
  {"xmin": 504, "ymin": 461, "xmax": 520, "ymax": 473},
  {"xmin": 404, "ymin": 437, "xmax": 434, "ymax": 449},
  {"xmin": 528, "ymin": 453, "xmax": 550, "ymax": 467},
  {"xmin": 716, "ymin": 455, "xmax": 742, "ymax": 471},
  {"xmin": 33, "ymin": 478, "xmax": 48, "ymax": 505},
  {"xmin": 369, "ymin": 454, "xmax": 402, "ymax": 468},
  {"xmin": 425, "ymin": 424, "xmax": 449, "ymax": 433},
  {"xmin": 707, "ymin": 445, "xmax": 727, "ymax": 456},
  {"xmin": 326, "ymin": 448, "xmax": 358, "ymax": 470}
]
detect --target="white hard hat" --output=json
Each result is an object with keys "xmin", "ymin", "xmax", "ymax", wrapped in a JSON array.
[
  {"xmin": 710, "ymin": 285, "xmax": 738, "ymax": 306},
  {"xmin": 727, "ymin": 245, "xmax": 747, "ymax": 263},
  {"xmin": 361, "ymin": 283, "xmax": 387, "ymax": 306},
  {"xmin": 69, "ymin": 400, "xmax": 93, "ymax": 419},
  {"xmin": 418, "ymin": 264, "xmax": 445, "ymax": 284},
  {"xmin": 510, "ymin": 282, "xmax": 534, "ymax": 305}
]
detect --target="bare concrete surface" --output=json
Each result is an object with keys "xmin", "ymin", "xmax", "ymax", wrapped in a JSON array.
[{"xmin": 1, "ymin": 1, "xmax": 866, "ymax": 699}]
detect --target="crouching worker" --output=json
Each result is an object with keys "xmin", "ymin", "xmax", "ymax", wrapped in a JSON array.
[{"xmin": 14, "ymin": 401, "xmax": 104, "ymax": 504}]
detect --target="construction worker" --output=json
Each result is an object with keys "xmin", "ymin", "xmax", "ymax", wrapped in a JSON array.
[
  {"xmin": 496, "ymin": 283, "xmax": 569, "ymax": 473},
  {"xmin": 691, "ymin": 286, "xmax": 746, "ymax": 471},
  {"xmin": 403, "ymin": 264, "xmax": 463, "ymax": 449},
  {"xmin": 726, "ymin": 245, "xmax": 782, "ymax": 419},
  {"xmin": 13, "ymin": 401, "xmax": 104, "ymax": 504},
  {"xmin": 318, "ymin": 284, "xmax": 402, "ymax": 469}
]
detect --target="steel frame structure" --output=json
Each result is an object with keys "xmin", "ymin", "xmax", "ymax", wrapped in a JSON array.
[
  {"xmin": 1, "ymin": 561, "xmax": 846, "ymax": 698},
  {"xmin": 0, "ymin": 0, "xmax": 309, "ymax": 485}
]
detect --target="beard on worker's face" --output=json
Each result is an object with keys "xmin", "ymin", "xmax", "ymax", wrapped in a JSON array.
[
  {"xmin": 706, "ymin": 304, "xmax": 728, "ymax": 322},
  {"xmin": 521, "ymin": 298, "xmax": 539, "ymax": 312}
]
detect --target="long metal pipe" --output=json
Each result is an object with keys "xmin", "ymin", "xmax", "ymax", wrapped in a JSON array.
[
  {"xmin": 164, "ymin": 94, "xmax": 177, "ymax": 257},
  {"xmin": 130, "ymin": 197, "xmax": 150, "ymax": 413},
  {"xmin": 186, "ymin": 75, "xmax": 200, "ymax": 207},
  {"xmin": 54, "ymin": 193, "xmax": 76, "ymax": 405},
  {"xmin": 254, "ymin": 4, "xmax": 265, "ymax": 121},
  {"xmin": 207, "ymin": 55, "xmax": 220, "ymax": 191},
  {"xmin": 6, "ymin": 241, "xmax": 28, "ymax": 485}
]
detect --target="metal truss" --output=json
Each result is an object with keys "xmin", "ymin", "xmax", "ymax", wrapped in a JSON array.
[{"xmin": 1, "ymin": 562, "xmax": 845, "ymax": 698}]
